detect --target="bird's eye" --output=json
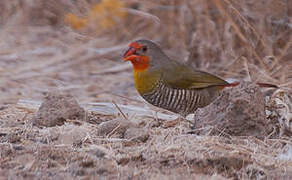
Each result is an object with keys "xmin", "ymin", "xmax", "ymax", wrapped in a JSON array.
[{"xmin": 142, "ymin": 46, "xmax": 147, "ymax": 52}]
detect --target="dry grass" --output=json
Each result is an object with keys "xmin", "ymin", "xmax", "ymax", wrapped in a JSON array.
[{"xmin": 0, "ymin": 0, "xmax": 292, "ymax": 179}]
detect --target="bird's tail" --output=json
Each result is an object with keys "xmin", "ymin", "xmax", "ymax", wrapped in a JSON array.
[
  {"xmin": 257, "ymin": 83, "xmax": 279, "ymax": 88},
  {"xmin": 222, "ymin": 82, "xmax": 240, "ymax": 87},
  {"xmin": 218, "ymin": 82, "xmax": 239, "ymax": 90},
  {"xmin": 220, "ymin": 82, "xmax": 279, "ymax": 89}
]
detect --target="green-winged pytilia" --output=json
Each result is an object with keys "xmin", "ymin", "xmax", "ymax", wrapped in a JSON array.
[{"xmin": 123, "ymin": 39, "xmax": 277, "ymax": 116}]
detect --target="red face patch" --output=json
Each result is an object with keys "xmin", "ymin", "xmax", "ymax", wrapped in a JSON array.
[
  {"xmin": 129, "ymin": 42, "xmax": 142, "ymax": 50},
  {"xmin": 123, "ymin": 42, "xmax": 142, "ymax": 58},
  {"xmin": 123, "ymin": 42, "xmax": 149, "ymax": 72}
]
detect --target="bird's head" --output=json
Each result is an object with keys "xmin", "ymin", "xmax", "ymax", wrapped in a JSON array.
[{"xmin": 123, "ymin": 39, "xmax": 168, "ymax": 72}]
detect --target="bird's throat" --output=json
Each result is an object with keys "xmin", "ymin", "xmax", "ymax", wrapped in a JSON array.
[
  {"xmin": 130, "ymin": 55, "xmax": 149, "ymax": 72},
  {"xmin": 127, "ymin": 55, "xmax": 160, "ymax": 95},
  {"xmin": 133, "ymin": 70, "xmax": 160, "ymax": 95}
]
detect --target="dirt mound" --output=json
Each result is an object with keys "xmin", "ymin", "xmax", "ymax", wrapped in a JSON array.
[
  {"xmin": 193, "ymin": 82, "xmax": 268, "ymax": 138},
  {"xmin": 33, "ymin": 90, "xmax": 86, "ymax": 127}
]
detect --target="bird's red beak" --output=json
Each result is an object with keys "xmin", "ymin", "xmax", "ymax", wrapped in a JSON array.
[
  {"xmin": 123, "ymin": 47, "xmax": 137, "ymax": 61},
  {"xmin": 123, "ymin": 42, "xmax": 142, "ymax": 62}
]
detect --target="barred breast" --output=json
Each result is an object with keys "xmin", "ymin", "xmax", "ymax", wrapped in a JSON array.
[{"xmin": 142, "ymin": 80, "xmax": 221, "ymax": 116}]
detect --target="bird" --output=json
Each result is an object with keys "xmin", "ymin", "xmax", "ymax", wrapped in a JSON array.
[{"xmin": 123, "ymin": 39, "xmax": 270, "ymax": 117}]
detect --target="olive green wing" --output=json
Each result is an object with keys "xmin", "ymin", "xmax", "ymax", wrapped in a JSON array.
[{"xmin": 162, "ymin": 64, "xmax": 228, "ymax": 89}]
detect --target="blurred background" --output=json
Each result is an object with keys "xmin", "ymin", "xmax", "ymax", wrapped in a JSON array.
[{"xmin": 0, "ymin": 0, "xmax": 291, "ymax": 106}]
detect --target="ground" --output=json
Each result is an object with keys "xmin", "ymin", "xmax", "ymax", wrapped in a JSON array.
[{"xmin": 0, "ymin": 0, "xmax": 292, "ymax": 179}]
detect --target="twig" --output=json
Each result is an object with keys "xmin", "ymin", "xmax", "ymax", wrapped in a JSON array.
[
  {"xmin": 106, "ymin": 123, "xmax": 122, "ymax": 138},
  {"xmin": 243, "ymin": 57, "xmax": 252, "ymax": 81},
  {"xmin": 112, "ymin": 101, "xmax": 128, "ymax": 120}
]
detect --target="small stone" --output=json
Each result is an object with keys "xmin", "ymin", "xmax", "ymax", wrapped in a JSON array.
[
  {"xmin": 124, "ymin": 127, "xmax": 149, "ymax": 142},
  {"xmin": 96, "ymin": 119, "xmax": 135, "ymax": 138},
  {"xmin": 6, "ymin": 133, "xmax": 21, "ymax": 143}
]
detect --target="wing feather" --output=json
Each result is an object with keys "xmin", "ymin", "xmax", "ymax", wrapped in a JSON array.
[{"xmin": 162, "ymin": 63, "xmax": 228, "ymax": 89}]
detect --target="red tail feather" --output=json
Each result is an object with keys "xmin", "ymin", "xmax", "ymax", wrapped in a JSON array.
[
  {"xmin": 220, "ymin": 82, "xmax": 278, "ymax": 89},
  {"xmin": 222, "ymin": 82, "xmax": 240, "ymax": 87},
  {"xmin": 218, "ymin": 82, "xmax": 239, "ymax": 89},
  {"xmin": 257, "ymin": 83, "xmax": 279, "ymax": 88}
]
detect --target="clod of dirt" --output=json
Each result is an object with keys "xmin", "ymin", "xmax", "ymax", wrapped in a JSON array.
[
  {"xmin": 193, "ymin": 82, "xmax": 267, "ymax": 137},
  {"xmin": 5, "ymin": 133, "xmax": 21, "ymax": 143},
  {"xmin": 124, "ymin": 127, "xmax": 149, "ymax": 142},
  {"xmin": 33, "ymin": 90, "xmax": 86, "ymax": 127},
  {"xmin": 266, "ymin": 89, "xmax": 292, "ymax": 137},
  {"xmin": 188, "ymin": 156, "xmax": 251, "ymax": 177},
  {"xmin": 96, "ymin": 119, "xmax": 135, "ymax": 138}
]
